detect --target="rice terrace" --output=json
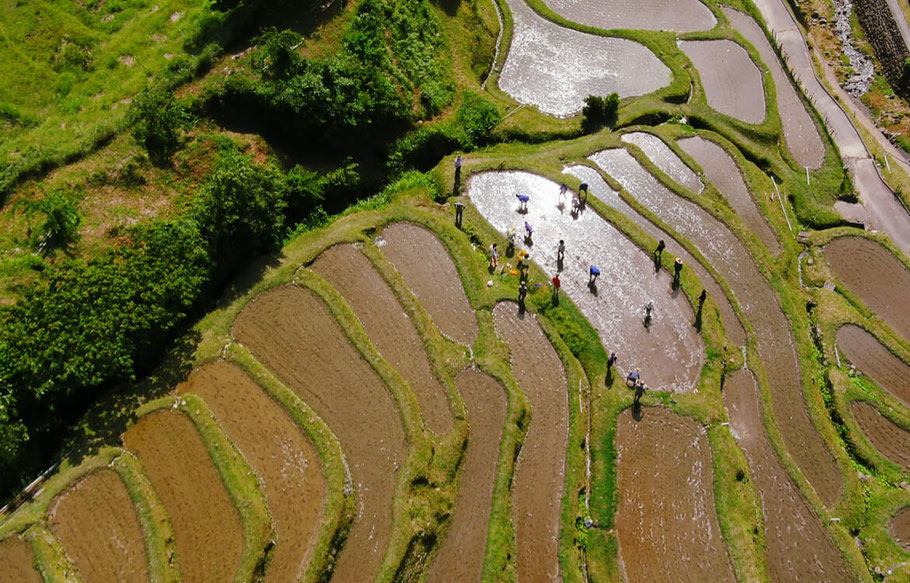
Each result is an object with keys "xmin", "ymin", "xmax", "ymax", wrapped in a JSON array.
[{"xmin": 8, "ymin": 0, "xmax": 910, "ymax": 579}]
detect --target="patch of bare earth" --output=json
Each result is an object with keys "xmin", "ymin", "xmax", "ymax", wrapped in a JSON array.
[
  {"xmin": 232, "ymin": 285, "xmax": 407, "ymax": 582},
  {"xmin": 826, "ymin": 237, "xmax": 910, "ymax": 341},
  {"xmin": 723, "ymin": 369, "xmax": 854, "ymax": 581},
  {"xmin": 891, "ymin": 507, "xmax": 910, "ymax": 550},
  {"xmin": 493, "ymin": 302, "xmax": 568, "ymax": 583},
  {"xmin": 0, "ymin": 536, "xmax": 41, "ymax": 583},
  {"xmin": 311, "ymin": 244, "xmax": 454, "ymax": 435},
  {"xmin": 614, "ymin": 407, "xmax": 734, "ymax": 581},
  {"xmin": 175, "ymin": 361, "xmax": 326, "ymax": 583},
  {"xmin": 122, "ymin": 410, "xmax": 243, "ymax": 583},
  {"xmin": 851, "ymin": 401, "xmax": 910, "ymax": 468},
  {"xmin": 378, "ymin": 222, "xmax": 479, "ymax": 346},
  {"xmin": 426, "ymin": 369, "xmax": 507, "ymax": 582},
  {"xmin": 679, "ymin": 40, "xmax": 766, "ymax": 124},
  {"xmin": 47, "ymin": 469, "xmax": 148, "ymax": 583},
  {"xmin": 837, "ymin": 325, "xmax": 910, "ymax": 406},
  {"xmin": 678, "ymin": 136, "xmax": 781, "ymax": 253}
]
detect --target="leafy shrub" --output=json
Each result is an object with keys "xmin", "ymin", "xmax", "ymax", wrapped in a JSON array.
[
  {"xmin": 18, "ymin": 189, "xmax": 83, "ymax": 251},
  {"xmin": 128, "ymin": 87, "xmax": 187, "ymax": 165},
  {"xmin": 582, "ymin": 93, "xmax": 619, "ymax": 131},
  {"xmin": 457, "ymin": 91, "xmax": 501, "ymax": 147}
]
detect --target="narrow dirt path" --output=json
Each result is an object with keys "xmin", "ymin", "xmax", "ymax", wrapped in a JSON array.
[
  {"xmin": 0, "ymin": 536, "xmax": 41, "ymax": 583},
  {"xmin": 837, "ymin": 325, "xmax": 910, "ymax": 406},
  {"xmin": 563, "ymin": 165, "xmax": 746, "ymax": 346},
  {"xmin": 426, "ymin": 369, "xmax": 507, "ymax": 582},
  {"xmin": 379, "ymin": 222, "xmax": 479, "ymax": 347},
  {"xmin": 614, "ymin": 407, "xmax": 735, "ymax": 582},
  {"xmin": 593, "ymin": 148, "xmax": 844, "ymax": 507},
  {"xmin": 123, "ymin": 410, "xmax": 243, "ymax": 583},
  {"xmin": 723, "ymin": 368, "xmax": 854, "ymax": 582},
  {"xmin": 750, "ymin": 0, "xmax": 910, "ymax": 254},
  {"xmin": 678, "ymin": 135, "xmax": 781, "ymax": 254},
  {"xmin": 311, "ymin": 244, "xmax": 454, "ymax": 436},
  {"xmin": 467, "ymin": 170, "xmax": 704, "ymax": 393},
  {"xmin": 851, "ymin": 401, "xmax": 910, "ymax": 468},
  {"xmin": 493, "ymin": 303, "xmax": 568, "ymax": 583},
  {"xmin": 48, "ymin": 469, "xmax": 148, "ymax": 583},
  {"xmin": 233, "ymin": 285, "xmax": 407, "ymax": 582},
  {"xmin": 826, "ymin": 237, "xmax": 910, "ymax": 341},
  {"xmin": 722, "ymin": 7, "xmax": 826, "ymax": 169},
  {"xmin": 176, "ymin": 361, "xmax": 326, "ymax": 583},
  {"xmin": 679, "ymin": 39, "xmax": 766, "ymax": 124}
]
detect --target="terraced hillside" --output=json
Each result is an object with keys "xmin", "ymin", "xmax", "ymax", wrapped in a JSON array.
[{"xmin": 6, "ymin": 0, "xmax": 910, "ymax": 580}]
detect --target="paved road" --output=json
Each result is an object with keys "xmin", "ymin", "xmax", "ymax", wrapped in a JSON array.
[
  {"xmin": 884, "ymin": 0, "xmax": 910, "ymax": 57},
  {"xmin": 751, "ymin": 0, "xmax": 910, "ymax": 255}
]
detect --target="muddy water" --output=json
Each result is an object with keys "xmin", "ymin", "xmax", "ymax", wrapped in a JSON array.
[
  {"xmin": 837, "ymin": 325, "xmax": 910, "ymax": 407},
  {"xmin": 723, "ymin": 368, "xmax": 853, "ymax": 581},
  {"xmin": 891, "ymin": 507, "xmax": 910, "ymax": 550},
  {"xmin": 563, "ymin": 165, "xmax": 746, "ymax": 346},
  {"xmin": 378, "ymin": 222, "xmax": 479, "ymax": 346},
  {"xmin": 544, "ymin": 0, "xmax": 715, "ymax": 33},
  {"xmin": 592, "ymin": 148, "xmax": 843, "ymax": 506},
  {"xmin": 426, "ymin": 370, "xmax": 507, "ymax": 582},
  {"xmin": 176, "ymin": 361, "xmax": 326, "ymax": 583},
  {"xmin": 679, "ymin": 40, "xmax": 766, "ymax": 124},
  {"xmin": 233, "ymin": 285, "xmax": 407, "ymax": 582},
  {"xmin": 826, "ymin": 237, "xmax": 910, "ymax": 342},
  {"xmin": 466, "ymin": 171, "xmax": 704, "ymax": 393},
  {"xmin": 851, "ymin": 401, "xmax": 910, "ymax": 469},
  {"xmin": 0, "ymin": 537, "xmax": 41, "ymax": 583},
  {"xmin": 614, "ymin": 407, "xmax": 735, "ymax": 581},
  {"xmin": 621, "ymin": 132, "xmax": 704, "ymax": 194},
  {"xmin": 493, "ymin": 303, "xmax": 568, "ymax": 583},
  {"xmin": 123, "ymin": 410, "xmax": 243, "ymax": 583},
  {"xmin": 497, "ymin": 0, "xmax": 671, "ymax": 117},
  {"xmin": 48, "ymin": 469, "xmax": 148, "ymax": 583},
  {"xmin": 312, "ymin": 245, "xmax": 454, "ymax": 436},
  {"xmin": 678, "ymin": 135, "xmax": 781, "ymax": 253},
  {"xmin": 722, "ymin": 8, "xmax": 826, "ymax": 169}
]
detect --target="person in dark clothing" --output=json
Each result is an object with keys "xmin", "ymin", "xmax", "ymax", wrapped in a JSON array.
[
  {"xmin": 698, "ymin": 289, "xmax": 707, "ymax": 306},
  {"xmin": 518, "ymin": 281, "xmax": 528, "ymax": 304},
  {"xmin": 454, "ymin": 201, "xmax": 465, "ymax": 227}
]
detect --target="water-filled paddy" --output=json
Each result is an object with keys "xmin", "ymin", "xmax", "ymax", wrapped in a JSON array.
[
  {"xmin": 544, "ymin": 0, "xmax": 715, "ymax": 33},
  {"xmin": 679, "ymin": 39, "xmax": 766, "ymax": 124},
  {"xmin": 622, "ymin": 132, "xmax": 704, "ymax": 194}
]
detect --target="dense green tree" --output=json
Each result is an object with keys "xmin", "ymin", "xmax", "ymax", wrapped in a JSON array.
[{"xmin": 129, "ymin": 87, "xmax": 187, "ymax": 165}]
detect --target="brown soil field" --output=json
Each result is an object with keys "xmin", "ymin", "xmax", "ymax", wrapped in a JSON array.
[
  {"xmin": 722, "ymin": 7, "xmax": 826, "ymax": 169},
  {"xmin": 723, "ymin": 368, "xmax": 854, "ymax": 582},
  {"xmin": 891, "ymin": 507, "xmax": 910, "ymax": 550},
  {"xmin": 122, "ymin": 409, "xmax": 243, "ymax": 583},
  {"xmin": 0, "ymin": 536, "xmax": 41, "ymax": 583},
  {"xmin": 837, "ymin": 325, "xmax": 910, "ymax": 406},
  {"xmin": 622, "ymin": 132, "xmax": 704, "ymax": 194},
  {"xmin": 311, "ymin": 244, "xmax": 454, "ymax": 436},
  {"xmin": 493, "ymin": 303, "xmax": 568, "ymax": 583},
  {"xmin": 614, "ymin": 407, "xmax": 734, "ymax": 581},
  {"xmin": 679, "ymin": 40, "xmax": 766, "ymax": 124},
  {"xmin": 426, "ymin": 369, "xmax": 507, "ymax": 582},
  {"xmin": 233, "ymin": 285, "xmax": 407, "ymax": 582},
  {"xmin": 175, "ymin": 360, "xmax": 326, "ymax": 583},
  {"xmin": 678, "ymin": 136, "xmax": 781, "ymax": 254},
  {"xmin": 378, "ymin": 222, "xmax": 479, "ymax": 346},
  {"xmin": 593, "ymin": 148, "xmax": 843, "ymax": 507},
  {"xmin": 563, "ymin": 165, "xmax": 747, "ymax": 346},
  {"xmin": 544, "ymin": 0, "xmax": 715, "ymax": 33},
  {"xmin": 47, "ymin": 469, "xmax": 148, "ymax": 583},
  {"xmin": 851, "ymin": 401, "xmax": 910, "ymax": 469},
  {"xmin": 826, "ymin": 237, "xmax": 910, "ymax": 342}
]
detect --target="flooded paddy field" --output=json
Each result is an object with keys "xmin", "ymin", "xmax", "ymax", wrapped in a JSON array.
[
  {"xmin": 379, "ymin": 222, "xmax": 479, "ymax": 346},
  {"xmin": 544, "ymin": 0, "xmax": 715, "ymax": 33},
  {"xmin": 592, "ymin": 147, "xmax": 843, "ymax": 507},
  {"xmin": 851, "ymin": 401, "xmax": 910, "ymax": 469},
  {"xmin": 837, "ymin": 325, "xmax": 910, "ymax": 406},
  {"xmin": 233, "ymin": 285, "xmax": 407, "ymax": 582},
  {"xmin": 48, "ymin": 469, "xmax": 147, "ymax": 583},
  {"xmin": 679, "ymin": 40, "xmax": 766, "ymax": 124},
  {"xmin": 426, "ymin": 370, "xmax": 507, "ymax": 582},
  {"xmin": 176, "ymin": 361, "xmax": 326, "ymax": 583},
  {"xmin": 678, "ymin": 135, "xmax": 781, "ymax": 253},
  {"xmin": 497, "ymin": 0, "xmax": 671, "ymax": 116},
  {"xmin": 312, "ymin": 244, "xmax": 454, "ymax": 436},
  {"xmin": 467, "ymin": 170, "xmax": 704, "ymax": 393},
  {"xmin": 622, "ymin": 132, "xmax": 704, "ymax": 194},
  {"xmin": 493, "ymin": 303, "xmax": 568, "ymax": 582},
  {"xmin": 614, "ymin": 407, "xmax": 735, "ymax": 581}
]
